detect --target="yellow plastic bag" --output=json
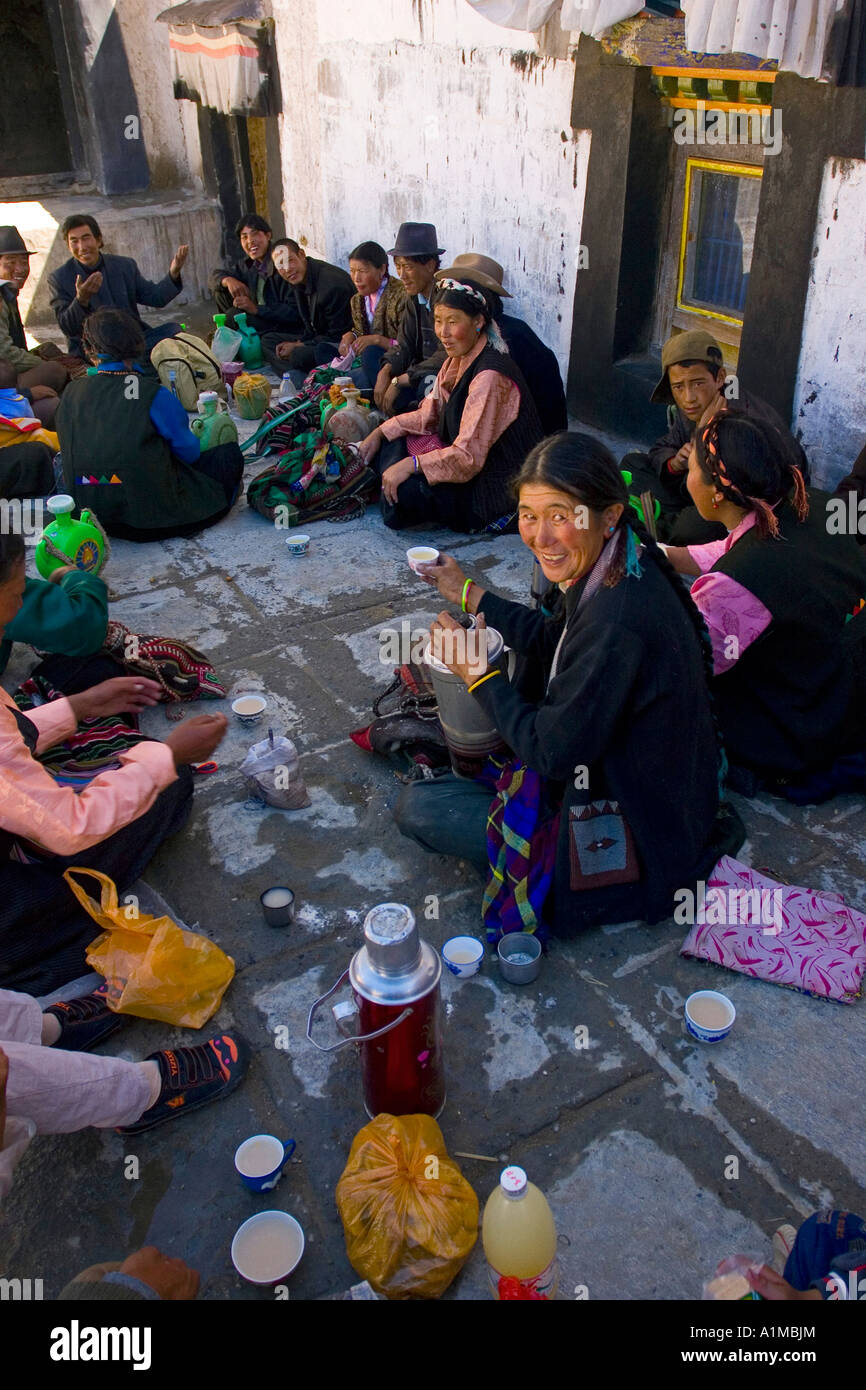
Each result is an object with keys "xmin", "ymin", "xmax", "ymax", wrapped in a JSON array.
[
  {"xmin": 233, "ymin": 372, "xmax": 271, "ymax": 420},
  {"xmin": 63, "ymin": 867, "xmax": 235, "ymax": 1029},
  {"xmin": 336, "ymin": 1113, "xmax": 478, "ymax": 1299}
]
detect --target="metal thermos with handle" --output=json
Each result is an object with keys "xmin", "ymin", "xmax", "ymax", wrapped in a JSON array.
[{"xmin": 307, "ymin": 903, "xmax": 445, "ymax": 1118}]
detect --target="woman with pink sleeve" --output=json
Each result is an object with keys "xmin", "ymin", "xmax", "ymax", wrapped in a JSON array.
[
  {"xmin": 359, "ymin": 276, "xmax": 543, "ymax": 532},
  {"xmin": 663, "ymin": 412, "xmax": 866, "ymax": 796},
  {"xmin": 0, "ymin": 533, "xmax": 227, "ymax": 995}
]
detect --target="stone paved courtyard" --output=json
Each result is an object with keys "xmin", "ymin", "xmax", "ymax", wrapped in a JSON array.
[{"xmin": 2, "ymin": 399, "xmax": 865, "ymax": 1301}]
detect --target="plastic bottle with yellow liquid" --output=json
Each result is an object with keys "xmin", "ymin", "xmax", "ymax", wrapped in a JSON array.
[{"xmin": 482, "ymin": 1166, "xmax": 558, "ymax": 1300}]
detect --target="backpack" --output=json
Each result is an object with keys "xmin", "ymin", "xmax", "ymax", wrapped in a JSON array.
[{"xmin": 150, "ymin": 332, "xmax": 224, "ymax": 410}]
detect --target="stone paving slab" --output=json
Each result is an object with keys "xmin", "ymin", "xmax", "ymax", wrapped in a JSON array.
[{"xmin": 2, "ymin": 412, "xmax": 865, "ymax": 1302}]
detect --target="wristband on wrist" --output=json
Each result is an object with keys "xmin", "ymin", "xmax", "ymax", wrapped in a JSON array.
[
  {"xmin": 461, "ymin": 579, "xmax": 473, "ymax": 613},
  {"xmin": 413, "ymin": 455, "xmax": 419, "ymax": 473},
  {"xmin": 467, "ymin": 670, "xmax": 501, "ymax": 695}
]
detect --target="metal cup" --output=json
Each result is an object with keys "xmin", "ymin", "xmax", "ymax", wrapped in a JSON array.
[
  {"xmin": 260, "ymin": 886, "xmax": 295, "ymax": 927},
  {"xmin": 497, "ymin": 933, "xmax": 542, "ymax": 984}
]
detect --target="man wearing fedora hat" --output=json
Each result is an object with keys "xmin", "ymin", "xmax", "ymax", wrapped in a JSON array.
[
  {"xmin": 412, "ymin": 253, "xmax": 567, "ymax": 436},
  {"xmin": 374, "ymin": 223, "xmax": 445, "ymax": 414},
  {"xmin": 0, "ymin": 226, "xmax": 71, "ymax": 430}
]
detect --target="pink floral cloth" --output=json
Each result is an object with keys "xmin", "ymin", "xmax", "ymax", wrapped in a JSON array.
[
  {"xmin": 687, "ymin": 513, "xmax": 772, "ymax": 674},
  {"xmin": 680, "ymin": 856, "xmax": 866, "ymax": 1003}
]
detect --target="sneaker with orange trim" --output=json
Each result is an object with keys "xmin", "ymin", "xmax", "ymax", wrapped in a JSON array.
[{"xmin": 116, "ymin": 1033, "xmax": 251, "ymax": 1134}]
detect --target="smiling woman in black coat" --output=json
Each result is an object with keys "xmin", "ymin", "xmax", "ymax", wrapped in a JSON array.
[{"xmin": 395, "ymin": 432, "xmax": 743, "ymax": 937}]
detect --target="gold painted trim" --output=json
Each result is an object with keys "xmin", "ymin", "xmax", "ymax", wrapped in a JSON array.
[
  {"xmin": 677, "ymin": 159, "xmax": 763, "ymax": 328},
  {"xmin": 652, "ymin": 66, "xmax": 777, "ymax": 83}
]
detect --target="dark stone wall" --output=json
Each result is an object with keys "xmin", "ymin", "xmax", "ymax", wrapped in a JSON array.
[
  {"xmin": 567, "ymin": 39, "xmax": 671, "ymax": 441},
  {"xmin": 738, "ymin": 73, "xmax": 866, "ymax": 424}
]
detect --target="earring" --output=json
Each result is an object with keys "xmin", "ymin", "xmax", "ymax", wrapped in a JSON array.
[
  {"xmin": 608, "ymin": 525, "xmax": 615, "ymax": 534},
  {"xmin": 711, "ymin": 495, "xmax": 722, "ymax": 510}
]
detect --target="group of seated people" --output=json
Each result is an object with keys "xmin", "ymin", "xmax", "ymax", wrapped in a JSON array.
[{"xmin": 1, "ymin": 206, "xmax": 866, "ymax": 1246}]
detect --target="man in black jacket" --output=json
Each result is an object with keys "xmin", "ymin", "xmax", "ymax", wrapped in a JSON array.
[
  {"xmin": 260, "ymin": 240, "xmax": 354, "ymax": 378},
  {"xmin": 49, "ymin": 214, "xmax": 187, "ymax": 360},
  {"xmin": 209, "ymin": 214, "xmax": 303, "ymax": 339},
  {"xmin": 622, "ymin": 329, "xmax": 807, "ymax": 544},
  {"xmin": 373, "ymin": 222, "xmax": 444, "ymax": 414}
]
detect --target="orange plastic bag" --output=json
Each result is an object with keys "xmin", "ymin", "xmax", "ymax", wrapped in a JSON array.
[
  {"xmin": 63, "ymin": 867, "xmax": 235, "ymax": 1029},
  {"xmin": 336, "ymin": 1113, "xmax": 478, "ymax": 1299}
]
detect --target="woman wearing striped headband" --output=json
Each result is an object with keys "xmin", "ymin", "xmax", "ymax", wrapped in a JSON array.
[
  {"xmin": 359, "ymin": 276, "xmax": 543, "ymax": 531},
  {"xmin": 663, "ymin": 411, "xmax": 866, "ymax": 794}
]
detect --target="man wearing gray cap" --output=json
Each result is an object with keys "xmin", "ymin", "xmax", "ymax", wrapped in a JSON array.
[{"xmin": 622, "ymin": 328, "xmax": 804, "ymax": 544}]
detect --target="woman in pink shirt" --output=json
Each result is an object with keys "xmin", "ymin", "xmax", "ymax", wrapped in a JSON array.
[
  {"xmin": 663, "ymin": 412, "xmax": 866, "ymax": 792},
  {"xmin": 360, "ymin": 276, "xmax": 543, "ymax": 531},
  {"xmin": 0, "ymin": 533, "xmax": 227, "ymax": 995}
]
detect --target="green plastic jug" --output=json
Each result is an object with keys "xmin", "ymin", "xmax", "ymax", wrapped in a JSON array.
[
  {"xmin": 191, "ymin": 391, "xmax": 239, "ymax": 450},
  {"xmin": 35, "ymin": 495, "xmax": 106, "ymax": 578},
  {"xmin": 233, "ymin": 312, "xmax": 264, "ymax": 369}
]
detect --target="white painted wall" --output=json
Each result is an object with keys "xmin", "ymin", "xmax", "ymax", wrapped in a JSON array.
[
  {"xmin": 793, "ymin": 156, "xmax": 866, "ymax": 490},
  {"xmin": 271, "ymin": 0, "xmax": 586, "ymax": 369},
  {"xmin": 95, "ymin": 0, "xmax": 205, "ymax": 190}
]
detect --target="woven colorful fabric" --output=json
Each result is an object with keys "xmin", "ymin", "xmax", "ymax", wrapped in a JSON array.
[
  {"xmin": 251, "ymin": 368, "xmax": 346, "ymax": 457},
  {"xmin": 680, "ymin": 855, "xmax": 866, "ymax": 1003},
  {"xmin": 102, "ymin": 621, "xmax": 226, "ymax": 717},
  {"xmin": 14, "ymin": 674, "xmax": 144, "ymax": 785},
  {"xmin": 482, "ymin": 759, "xmax": 559, "ymax": 943},
  {"xmin": 246, "ymin": 432, "xmax": 376, "ymax": 524}
]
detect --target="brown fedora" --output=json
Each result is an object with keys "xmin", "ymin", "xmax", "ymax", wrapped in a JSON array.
[{"xmin": 435, "ymin": 253, "xmax": 512, "ymax": 298}]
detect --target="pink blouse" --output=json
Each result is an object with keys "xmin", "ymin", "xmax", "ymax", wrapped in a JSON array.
[
  {"xmin": 687, "ymin": 513, "xmax": 772, "ymax": 674},
  {"xmin": 0, "ymin": 691, "xmax": 177, "ymax": 857},
  {"xmin": 380, "ymin": 335, "xmax": 520, "ymax": 485}
]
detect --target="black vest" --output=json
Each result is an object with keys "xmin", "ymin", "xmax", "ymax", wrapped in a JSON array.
[
  {"xmin": 440, "ymin": 344, "xmax": 543, "ymax": 523},
  {"xmin": 711, "ymin": 492, "xmax": 866, "ymax": 774},
  {"xmin": 57, "ymin": 374, "xmax": 226, "ymax": 535}
]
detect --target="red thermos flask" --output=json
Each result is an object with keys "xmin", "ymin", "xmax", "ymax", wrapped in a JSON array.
[{"xmin": 306, "ymin": 903, "xmax": 445, "ymax": 1118}]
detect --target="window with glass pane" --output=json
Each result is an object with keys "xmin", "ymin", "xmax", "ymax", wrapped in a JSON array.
[{"xmin": 678, "ymin": 162, "xmax": 762, "ymax": 324}]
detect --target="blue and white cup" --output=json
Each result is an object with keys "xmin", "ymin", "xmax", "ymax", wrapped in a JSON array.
[
  {"xmin": 286, "ymin": 533, "xmax": 310, "ymax": 556},
  {"xmin": 234, "ymin": 1134, "xmax": 296, "ymax": 1193},
  {"xmin": 684, "ymin": 990, "xmax": 736, "ymax": 1043},
  {"xmin": 441, "ymin": 936, "xmax": 484, "ymax": 978}
]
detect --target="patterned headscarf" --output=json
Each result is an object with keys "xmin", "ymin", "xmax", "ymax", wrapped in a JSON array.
[
  {"xmin": 433, "ymin": 278, "xmax": 509, "ymax": 354},
  {"xmin": 699, "ymin": 415, "xmax": 808, "ymax": 539}
]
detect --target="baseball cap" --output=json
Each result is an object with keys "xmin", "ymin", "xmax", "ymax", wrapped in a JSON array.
[{"xmin": 650, "ymin": 329, "xmax": 725, "ymax": 404}]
